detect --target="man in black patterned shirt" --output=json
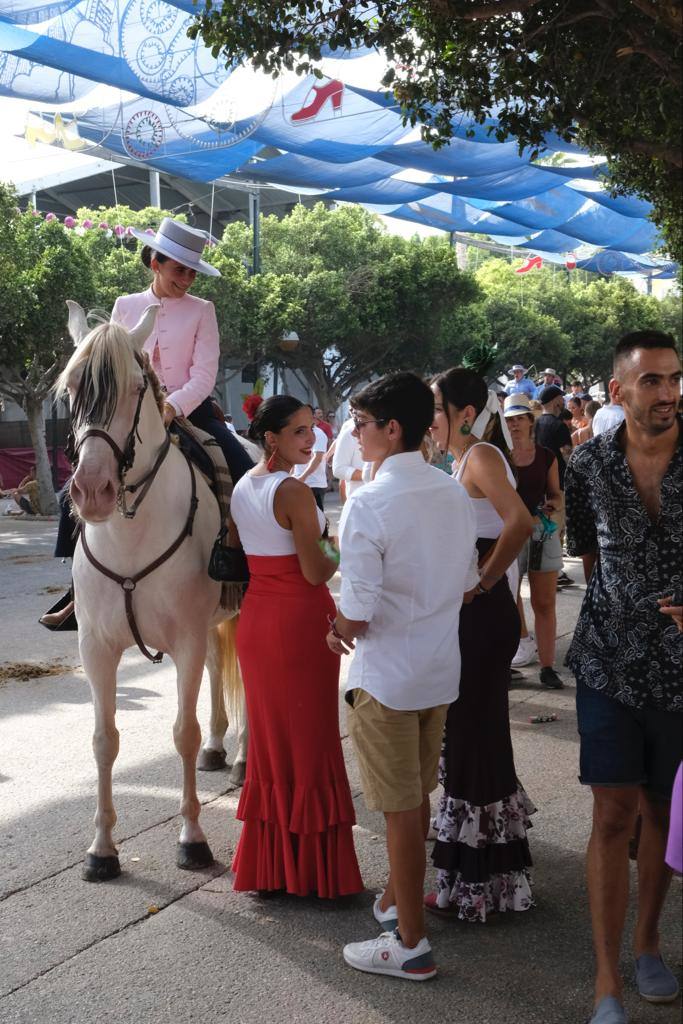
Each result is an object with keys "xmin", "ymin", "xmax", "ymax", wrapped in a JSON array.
[{"xmin": 565, "ymin": 331, "xmax": 682, "ymax": 1024}]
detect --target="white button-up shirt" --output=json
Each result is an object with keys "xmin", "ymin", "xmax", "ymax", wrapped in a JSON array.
[
  {"xmin": 591, "ymin": 403, "xmax": 625, "ymax": 436},
  {"xmin": 293, "ymin": 424, "xmax": 329, "ymax": 489},
  {"xmin": 339, "ymin": 450, "xmax": 479, "ymax": 711},
  {"xmin": 332, "ymin": 418, "xmax": 368, "ymax": 496}
]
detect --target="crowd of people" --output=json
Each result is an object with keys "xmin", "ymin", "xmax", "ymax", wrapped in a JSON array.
[
  {"xmin": 30, "ymin": 220, "xmax": 681, "ymax": 1023},
  {"xmin": 232, "ymin": 335, "xmax": 681, "ymax": 1024}
]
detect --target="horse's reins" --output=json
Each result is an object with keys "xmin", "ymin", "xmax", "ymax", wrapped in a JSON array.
[{"xmin": 68, "ymin": 353, "xmax": 199, "ymax": 663}]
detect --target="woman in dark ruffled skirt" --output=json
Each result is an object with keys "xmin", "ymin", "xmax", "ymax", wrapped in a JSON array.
[{"xmin": 428, "ymin": 366, "xmax": 536, "ymax": 922}]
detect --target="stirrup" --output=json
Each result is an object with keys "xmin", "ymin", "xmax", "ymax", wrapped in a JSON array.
[{"xmin": 39, "ymin": 588, "xmax": 78, "ymax": 631}]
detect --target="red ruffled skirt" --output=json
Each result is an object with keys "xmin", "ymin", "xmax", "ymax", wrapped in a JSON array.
[{"xmin": 231, "ymin": 554, "xmax": 363, "ymax": 898}]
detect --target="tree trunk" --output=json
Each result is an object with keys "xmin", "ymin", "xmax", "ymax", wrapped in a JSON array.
[
  {"xmin": 455, "ymin": 241, "xmax": 469, "ymax": 272},
  {"xmin": 25, "ymin": 395, "xmax": 58, "ymax": 515},
  {"xmin": 300, "ymin": 367, "xmax": 340, "ymax": 413}
]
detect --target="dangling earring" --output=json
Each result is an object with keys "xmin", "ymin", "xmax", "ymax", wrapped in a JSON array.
[
  {"xmin": 460, "ymin": 421, "xmax": 471, "ymax": 436},
  {"xmin": 266, "ymin": 448, "xmax": 279, "ymax": 473}
]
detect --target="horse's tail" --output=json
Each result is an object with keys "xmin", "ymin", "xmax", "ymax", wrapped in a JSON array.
[{"xmin": 214, "ymin": 614, "xmax": 243, "ymax": 719}]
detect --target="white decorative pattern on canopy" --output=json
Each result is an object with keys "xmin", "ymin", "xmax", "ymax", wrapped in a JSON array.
[{"xmin": 0, "ymin": 0, "xmax": 675, "ymax": 274}]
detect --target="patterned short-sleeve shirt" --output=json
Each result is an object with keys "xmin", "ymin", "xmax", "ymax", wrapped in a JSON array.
[{"xmin": 564, "ymin": 419, "xmax": 683, "ymax": 712}]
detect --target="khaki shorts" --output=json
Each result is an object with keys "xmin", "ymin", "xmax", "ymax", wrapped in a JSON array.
[{"xmin": 346, "ymin": 689, "xmax": 448, "ymax": 813}]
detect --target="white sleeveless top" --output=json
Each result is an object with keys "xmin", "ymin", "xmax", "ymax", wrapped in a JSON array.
[
  {"xmin": 454, "ymin": 442, "xmax": 517, "ymax": 540},
  {"xmin": 230, "ymin": 471, "xmax": 326, "ymax": 556}
]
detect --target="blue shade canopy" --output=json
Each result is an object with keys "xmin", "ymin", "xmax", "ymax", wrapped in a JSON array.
[
  {"xmin": 0, "ymin": 0, "xmax": 675, "ymax": 276},
  {"xmin": 0, "ymin": 2, "xmax": 231, "ymax": 106}
]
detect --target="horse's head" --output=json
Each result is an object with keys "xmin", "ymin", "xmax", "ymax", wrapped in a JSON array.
[{"xmin": 58, "ymin": 302, "xmax": 160, "ymax": 523}]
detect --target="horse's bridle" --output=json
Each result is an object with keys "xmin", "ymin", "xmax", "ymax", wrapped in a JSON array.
[
  {"xmin": 67, "ymin": 351, "xmax": 199, "ymax": 663},
  {"xmin": 66, "ymin": 353, "xmax": 171, "ymax": 519}
]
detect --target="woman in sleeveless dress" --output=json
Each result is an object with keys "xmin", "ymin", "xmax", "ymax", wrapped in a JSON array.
[
  {"xmin": 505, "ymin": 392, "xmax": 564, "ymax": 689},
  {"xmin": 427, "ymin": 367, "xmax": 535, "ymax": 922},
  {"xmin": 229, "ymin": 396, "xmax": 363, "ymax": 898}
]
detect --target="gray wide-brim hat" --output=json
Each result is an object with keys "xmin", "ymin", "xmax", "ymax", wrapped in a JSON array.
[{"xmin": 132, "ymin": 217, "xmax": 221, "ymax": 277}]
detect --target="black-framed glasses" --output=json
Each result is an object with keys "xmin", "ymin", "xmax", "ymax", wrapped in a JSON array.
[{"xmin": 352, "ymin": 416, "xmax": 387, "ymax": 431}]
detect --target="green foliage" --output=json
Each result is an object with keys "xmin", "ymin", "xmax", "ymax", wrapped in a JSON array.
[
  {"xmin": 73, "ymin": 205, "xmax": 184, "ymax": 310},
  {"xmin": 190, "ymin": 1, "xmax": 682, "ymax": 259},
  {"xmin": 465, "ymin": 257, "xmax": 675, "ymax": 385},
  {"xmin": 657, "ymin": 290, "xmax": 683, "ymax": 346},
  {"xmin": 1, "ymin": 189, "xmax": 676, "ymax": 434},
  {"xmin": 197, "ymin": 203, "xmax": 482, "ymax": 406},
  {"xmin": 0, "ymin": 183, "xmax": 99, "ymax": 511},
  {"xmin": 570, "ymin": 276, "xmax": 669, "ymax": 382},
  {"xmin": 0, "ymin": 185, "xmax": 96, "ymax": 389}
]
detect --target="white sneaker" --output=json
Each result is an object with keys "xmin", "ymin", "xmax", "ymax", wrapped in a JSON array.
[
  {"xmin": 373, "ymin": 892, "xmax": 398, "ymax": 932},
  {"xmin": 343, "ymin": 930, "xmax": 437, "ymax": 981},
  {"xmin": 512, "ymin": 635, "xmax": 537, "ymax": 667}
]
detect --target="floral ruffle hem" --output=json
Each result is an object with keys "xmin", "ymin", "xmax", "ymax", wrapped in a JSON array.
[{"xmin": 431, "ymin": 785, "xmax": 537, "ymax": 923}]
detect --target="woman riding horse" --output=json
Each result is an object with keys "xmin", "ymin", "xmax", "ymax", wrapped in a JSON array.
[{"xmin": 42, "ymin": 218, "xmax": 253, "ymax": 628}]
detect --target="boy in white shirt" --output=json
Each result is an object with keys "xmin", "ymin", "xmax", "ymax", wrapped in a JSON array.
[{"xmin": 327, "ymin": 372, "xmax": 478, "ymax": 981}]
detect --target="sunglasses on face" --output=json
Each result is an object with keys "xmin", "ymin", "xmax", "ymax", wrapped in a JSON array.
[{"xmin": 352, "ymin": 416, "xmax": 388, "ymax": 432}]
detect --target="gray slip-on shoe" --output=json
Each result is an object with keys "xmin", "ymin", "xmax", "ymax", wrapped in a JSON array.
[
  {"xmin": 588, "ymin": 996, "xmax": 627, "ymax": 1024},
  {"xmin": 635, "ymin": 953, "xmax": 680, "ymax": 1003}
]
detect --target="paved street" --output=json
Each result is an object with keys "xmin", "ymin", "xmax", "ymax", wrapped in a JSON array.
[{"xmin": 0, "ymin": 514, "xmax": 680, "ymax": 1024}]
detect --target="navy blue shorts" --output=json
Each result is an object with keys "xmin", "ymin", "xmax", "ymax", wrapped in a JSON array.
[{"xmin": 576, "ymin": 678, "xmax": 682, "ymax": 800}]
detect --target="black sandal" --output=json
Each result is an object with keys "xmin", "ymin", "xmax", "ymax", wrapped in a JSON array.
[{"xmin": 39, "ymin": 588, "xmax": 78, "ymax": 631}]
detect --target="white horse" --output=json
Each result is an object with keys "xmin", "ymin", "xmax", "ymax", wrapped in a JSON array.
[{"xmin": 59, "ymin": 301, "xmax": 246, "ymax": 882}]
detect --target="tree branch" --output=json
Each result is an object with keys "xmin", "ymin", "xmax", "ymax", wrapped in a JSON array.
[
  {"xmin": 0, "ymin": 367, "xmax": 28, "ymax": 407},
  {"xmin": 0, "ymin": 382, "xmax": 26, "ymax": 407},
  {"xmin": 616, "ymin": 40, "xmax": 681, "ymax": 85},
  {"xmin": 618, "ymin": 139, "xmax": 683, "ymax": 167},
  {"xmin": 631, "ymin": 0, "xmax": 683, "ymax": 38},
  {"xmin": 575, "ymin": 115, "xmax": 683, "ymax": 166},
  {"xmin": 336, "ymin": 341, "xmax": 398, "ymax": 394},
  {"xmin": 456, "ymin": 0, "xmax": 544, "ymax": 21},
  {"xmin": 525, "ymin": 9, "xmax": 611, "ymax": 44}
]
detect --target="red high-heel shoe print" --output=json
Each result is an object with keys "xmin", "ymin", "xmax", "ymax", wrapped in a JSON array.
[
  {"xmin": 515, "ymin": 255, "xmax": 543, "ymax": 274},
  {"xmin": 290, "ymin": 79, "xmax": 344, "ymax": 123}
]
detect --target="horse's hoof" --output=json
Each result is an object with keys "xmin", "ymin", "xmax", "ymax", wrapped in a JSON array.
[
  {"xmin": 176, "ymin": 841, "xmax": 214, "ymax": 871},
  {"xmin": 229, "ymin": 761, "xmax": 246, "ymax": 787},
  {"xmin": 82, "ymin": 853, "xmax": 121, "ymax": 882},
  {"xmin": 197, "ymin": 747, "xmax": 227, "ymax": 772}
]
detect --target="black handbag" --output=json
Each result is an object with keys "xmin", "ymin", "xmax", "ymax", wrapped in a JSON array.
[{"xmin": 208, "ymin": 527, "xmax": 250, "ymax": 583}]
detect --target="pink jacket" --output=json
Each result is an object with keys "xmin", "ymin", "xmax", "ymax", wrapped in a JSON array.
[{"xmin": 111, "ymin": 287, "xmax": 219, "ymax": 418}]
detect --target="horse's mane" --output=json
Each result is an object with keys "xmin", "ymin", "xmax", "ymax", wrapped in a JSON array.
[{"xmin": 57, "ymin": 321, "xmax": 164, "ymax": 428}]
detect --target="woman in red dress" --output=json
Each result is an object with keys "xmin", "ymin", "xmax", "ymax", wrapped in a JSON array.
[{"xmin": 229, "ymin": 397, "xmax": 363, "ymax": 898}]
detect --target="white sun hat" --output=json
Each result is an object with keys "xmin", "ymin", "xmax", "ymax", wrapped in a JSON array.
[
  {"xmin": 503, "ymin": 393, "xmax": 533, "ymax": 417},
  {"xmin": 131, "ymin": 217, "xmax": 221, "ymax": 277}
]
